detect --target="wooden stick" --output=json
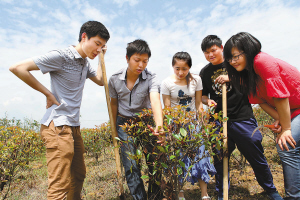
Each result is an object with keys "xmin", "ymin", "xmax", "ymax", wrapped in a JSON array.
[
  {"xmin": 100, "ymin": 52, "xmax": 124, "ymax": 196},
  {"xmin": 222, "ymin": 83, "xmax": 228, "ymax": 200}
]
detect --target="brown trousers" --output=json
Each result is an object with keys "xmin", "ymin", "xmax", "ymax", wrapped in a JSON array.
[{"xmin": 40, "ymin": 121, "xmax": 86, "ymax": 200}]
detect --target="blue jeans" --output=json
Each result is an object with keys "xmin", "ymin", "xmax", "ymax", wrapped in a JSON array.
[
  {"xmin": 117, "ymin": 116, "xmax": 162, "ymax": 200},
  {"xmin": 277, "ymin": 114, "xmax": 300, "ymax": 200}
]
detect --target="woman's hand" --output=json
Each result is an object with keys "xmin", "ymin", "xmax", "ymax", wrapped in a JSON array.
[
  {"xmin": 276, "ymin": 129, "xmax": 296, "ymax": 151},
  {"xmin": 271, "ymin": 120, "xmax": 281, "ymax": 133}
]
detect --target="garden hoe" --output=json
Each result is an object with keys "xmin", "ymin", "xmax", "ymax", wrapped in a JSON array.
[
  {"xmin": 100, "ymin": 52, "xmax": 125, "ymax": 199},
  {"xmin": 222, "ymin": 84, "xmax": 228, "ymax": 200}
]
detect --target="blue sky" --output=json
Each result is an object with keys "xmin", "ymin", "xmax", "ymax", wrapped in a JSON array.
[{"xmin": 1, "ymin": 0, "xmax": 300, "ymax": 128}]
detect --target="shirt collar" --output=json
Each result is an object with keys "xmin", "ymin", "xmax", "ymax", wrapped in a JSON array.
[
  {"xmin": 119, "ymin": 68, "xmax": 147, "ymax": 80},
  {"xmin": 69, "ymin": 46, "xmax": 84, "ymax": 59}
]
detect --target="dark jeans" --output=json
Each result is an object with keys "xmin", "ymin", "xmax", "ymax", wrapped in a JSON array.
[
  {"xmin": 213, "ymin": 118, "xmax": 277, "ymax": 196},
  {"xmin": 117, "ymin": 116, "xmax": 163, "ymax": 200}
]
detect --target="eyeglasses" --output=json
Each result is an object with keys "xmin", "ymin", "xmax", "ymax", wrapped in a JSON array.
[{"xmin": 227, "ymin": 52, "xmax": 244, "ymax": 63}]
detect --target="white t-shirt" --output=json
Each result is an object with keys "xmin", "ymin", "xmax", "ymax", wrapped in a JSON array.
[{"xmin": 161, "ymin": 74, "xmax": 203, "ymax": 112}]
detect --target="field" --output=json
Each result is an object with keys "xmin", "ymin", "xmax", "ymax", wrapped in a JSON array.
[
  {"xmin": 0, "ymin": 107, "xmax": 285, "ymax": 200},
  {"xmin": 0, "ymin": 135, "xmax": 284, "ymax": 200}
]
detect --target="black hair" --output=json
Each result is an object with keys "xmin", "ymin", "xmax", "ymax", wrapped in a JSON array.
[
  {"xmin": 126, "ymin": 39, "xmax": 151, "ymax": 60},
  {"xmin": 78, "ymin": 21, "xmax": 110, "ymax": 42},
  {"xmin": 172, "ymin": 52, "xmax": 195, "ymax": 88},
  {"xmin": 201, "ymin": 35, "xmax": 222, "ymax": 52},
  {"xmin": 223, "ymin": 32, "xmax": 262, "ymax": 96}
]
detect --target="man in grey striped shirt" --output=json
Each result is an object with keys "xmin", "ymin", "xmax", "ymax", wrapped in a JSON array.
[
  {"xmin": 108, "ymin": 39, "xmax": 164, "ymax": 200},
  {"xmin": 9, "ymin": 21, "xmax": 110, "ymax": 200}
]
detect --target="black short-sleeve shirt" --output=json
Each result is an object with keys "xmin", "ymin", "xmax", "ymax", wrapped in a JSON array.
[{"xmin": 200, "ymin": 62, "xmax": 254, "ymax": 121}]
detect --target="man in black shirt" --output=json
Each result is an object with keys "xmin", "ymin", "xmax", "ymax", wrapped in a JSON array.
[{"xmin": 199, "ymin": 35, "xmax": 282, "ymax": 200}]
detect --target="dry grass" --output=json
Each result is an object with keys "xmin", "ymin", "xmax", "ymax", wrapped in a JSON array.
[{"xmin": 1, "ymin": 130, "xmax": 284, "ymax": 200}]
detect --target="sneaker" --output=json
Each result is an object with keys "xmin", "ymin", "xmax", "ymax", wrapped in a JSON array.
[{"xmin": 267, "ymin": 191, "xmax": 283, "ymax": 200}]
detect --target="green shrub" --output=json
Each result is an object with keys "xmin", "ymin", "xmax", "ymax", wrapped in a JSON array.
[
  {"xmin": 0, "ymin": 124, "xmax": 44, "ymax": 199},
  {"xmin": 120, "ymin": 105, "xmax": 226, "ymax": 200},
  {"xmin": 81, "ymin": 123, "xmax": 112, "ymax": 162}
]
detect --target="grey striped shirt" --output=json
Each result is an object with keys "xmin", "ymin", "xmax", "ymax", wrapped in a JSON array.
[
  {"xmin": 108, "ymin": 68, "xmax": 160, "ymax": 117},
  {"xmin": 33, "ymin": 46, "xmax": 97, "ymax": 126}
]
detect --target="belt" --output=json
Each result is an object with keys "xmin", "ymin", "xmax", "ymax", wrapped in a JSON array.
[{"xmin": 117, "ymin": 114, "xmax": 137, "ymax": 120}]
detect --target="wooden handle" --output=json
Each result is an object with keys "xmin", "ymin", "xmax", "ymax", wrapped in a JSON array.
[
  {"xmin": 222, "ymin": 83, "xmax": 228, "ymax": 200},
  {"xmin": 100, "ymin": 52, "xmax": 124, "ymax": 195}
]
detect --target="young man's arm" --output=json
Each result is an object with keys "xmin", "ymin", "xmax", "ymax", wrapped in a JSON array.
[
  {"xmin": 202, "ymin": 95, "xmax": 217, "ymax": 107},
  {"xmin": 215, "ymin": 74, "xmax": 229, "ymax": 85},
  {"xmin": 150, "ymin": 91, "xmax": 165, "ymax": 145},
  {"xmin": 162, "ymin": 94, "xmax": 171, "ymax": 108},
  {"xmin": 9, "ymin": 59, "xmax": 60, "ymax": 108},
  {"xmin": 202, "ymin": 74, "xmax": 229, "ymax": 107}
]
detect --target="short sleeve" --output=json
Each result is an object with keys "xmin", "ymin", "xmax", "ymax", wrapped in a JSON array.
[
  {"xmin": 86, "ymin": 62, "xmax": 97, "ymax": 78},
  {"xmin": 199, "ymin": 67, "xmax": 209, "ymax": 96},
  {"xmin": 194, "ymin": 75, "xmax": 203, "ymax": 91},
  {"xmin": 161, "ymin": 79, "xmax": 171, "ymax": 95},
  {"xmin": 32, "ymin": 50, "xmax": 63, "ymax": 74},
  {"xmin": 254, "ymin": 53, "xmax": 290, "ymax": 98},
  {"xmin": 108, "ymin": 77, "xmax": 118, "ymax": 98},
  {"xmin": 148, "ymin": 72, "xmax": 160, "ymax": 93},
  {"xmin": 248, "ymin": 93, "xmax": 265, "ymax": 104}
]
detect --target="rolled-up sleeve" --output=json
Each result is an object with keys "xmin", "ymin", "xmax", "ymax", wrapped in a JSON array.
[
  {"xmin": 108, "ymin": 77, "xmax": 118, "ymax": 98},
  {"xmin": 86, "ymin": 62, "xmax": 97, "ymax": 78},
  {"xmin": 148, "ymin": 73, "xmax": 160, "ymax": 93},
  {"xmin": 32, "ymin": 50, "xmax": 63, "ymax": 74}
]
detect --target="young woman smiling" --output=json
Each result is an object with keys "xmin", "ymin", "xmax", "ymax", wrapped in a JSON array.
[{"xmin": 224, "ymin": 32, "xmax": 300, "ymax": 200}]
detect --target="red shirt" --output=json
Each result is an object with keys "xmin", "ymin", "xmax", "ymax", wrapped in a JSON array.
[{"xmin": 249, "ymin": 52, "xmax": 300, "ymax": 119}]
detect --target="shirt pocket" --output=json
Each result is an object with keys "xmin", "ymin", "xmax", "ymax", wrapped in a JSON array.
[
  {"xmin": 60, "ymin": 62, "xmax": 83, "ymax": 86},
  {"xmin": 135, "ymin": 92, "xmax": 149, "ymax": 106}
]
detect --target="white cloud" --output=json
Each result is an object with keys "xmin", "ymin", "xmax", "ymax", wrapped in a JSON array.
[
  {"xmin": 1, "ymin": 0, "xmax": 300, "ymax": 128},
  {"xmin": 0, "ymin": 0, "xmax": 14, "ymax": 3},
  {"xmin": 113, "ymin": 0, "xmax": 139, "ymax": 7},
  {"xmin": 3, "ymin": 97, "xmax": 22, "ymax": 106}
]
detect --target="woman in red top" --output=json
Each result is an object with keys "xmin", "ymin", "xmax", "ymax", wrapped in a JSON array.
[{"xmin": 223, "ymin": 32, "xmax": 300, "ymax": 199}]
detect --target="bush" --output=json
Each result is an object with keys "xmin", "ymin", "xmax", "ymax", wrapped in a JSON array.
[
  {"xmin": 0, "ymin": 119, "xmax": 44, "ymax": 199},
  {"xmin": 120, "ymin": 105, "xmax": 226, "ymax": 200},
  {"xmin": 81, "ymin": 122, "xmax": 113, "ymax": 162}
]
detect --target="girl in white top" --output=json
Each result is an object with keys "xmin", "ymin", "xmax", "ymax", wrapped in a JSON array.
[{"xmin": 161, "ymin": 52, "xmax": 216, "ymax": 200}]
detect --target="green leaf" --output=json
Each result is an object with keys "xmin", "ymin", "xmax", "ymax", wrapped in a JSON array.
[
  {"xmin": 173, "ymin": 134, "xmax": 182, "ymax": 140},
  {"xmin": 180, "ymin": 128, "xmax": 187, "ymax": 137},
  {"xmin": 170, "ymin": 155, "xmax": 176, "ymax": 160},
  {"xmin": 157, "ymin": 146, "xmax": 165, "ymax": 153},
  {"xmin": 166, "ymin": 115, "xmax": 173, "ymax": 124},
  {"xmin": 161, "ymin": 162, "xmax": 168, "ymax": 168},
  {"xmin": 176, "ymin": 149, "xmax": 181, "ymax": 156},
  {"xmin": 141, "ymin": 175, "xmax": 149, "ymax": 179},
  {"xmin": 136, "ymin": 149, "xmax": 142, "ymax": 156},
  {"xmin": 177, "ymin": 167, "xmax": 183, "ymax": 175},
  {"xmin": 179, "ymin": 160, "xmax": 185, "ymax": 168}
]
